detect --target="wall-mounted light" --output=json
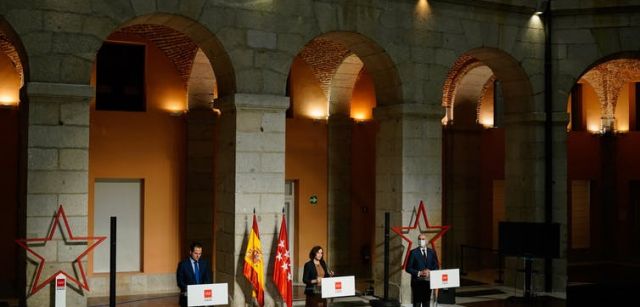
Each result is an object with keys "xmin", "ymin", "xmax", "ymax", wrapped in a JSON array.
[
  {"xmin": 0, "ymin": 92, "xmax": 19, "ymax": 108},
  {"xmin": 164, "ymin": 100, "xmax": 187, "ymax": 116},
  {"xmin": 308, "ymin": 107, "xmax": 327, "ymax": 121},
  {"xmin": 534, "ymin": 0, "xmax": 549, "ymax": 15}
]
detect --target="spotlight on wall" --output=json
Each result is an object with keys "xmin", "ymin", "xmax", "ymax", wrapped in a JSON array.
[
  {"xmin": 534, "ymin": 0, "xmax": 549, "ymax": 15},
  {"xmin": 0, "ymin": 93, "xmax": 19, "ymax": 108}
]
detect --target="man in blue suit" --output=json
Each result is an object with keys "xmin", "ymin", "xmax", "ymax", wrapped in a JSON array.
[
  {"xmin": 177, "ymin": 242, "xmax": 213, "ymax": 307},
  {"xmin": 405, "ymin": 234, "xmax": 439, "ymax": 307}
]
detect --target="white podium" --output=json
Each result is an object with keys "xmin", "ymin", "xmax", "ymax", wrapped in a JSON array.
[
  {"xmin": 55, "ymin": 273, "xmax": 66, "ymax": 307},
  {"xmin": 187, "ymin": 283, "xmax": 228, "ymax": 306},
  {"xmin": 321, "ymin": 276, "xmax": 356, "ymax": 298},
  {"xmin": 429, "ymin": 269, "xmax": 460, "ymax": 289}
]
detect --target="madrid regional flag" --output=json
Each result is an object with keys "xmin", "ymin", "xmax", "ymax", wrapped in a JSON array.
[
  {"xmin": 243, "ymin": 214, "xmax": 265, "ymax": 306},
  {"xmin": 272, "ymin": 215, "xmax": 293, "ymax": 307}
]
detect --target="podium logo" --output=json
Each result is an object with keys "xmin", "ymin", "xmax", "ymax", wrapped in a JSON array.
[
  {"xmin": 442, "ymin": 274, "xmax": 448, "ymax": 284},
  {"xmin": 335, "ymin": 281, "xmax": 342, "ymax": 293},
  {"xmin": 204, "ymin": 289, "xmax": 212, "ymax": 301},
  {"xmin": 56, "ymin": 279, "xmax": 65, "ymax": 290}
]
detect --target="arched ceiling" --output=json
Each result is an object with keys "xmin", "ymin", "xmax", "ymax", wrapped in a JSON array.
[
  {"xmin": 0, "ymin": 32, "xmax": 23, "ymax": 86},
  {"xmin": 298, "ymin": 38, "xmax": 352, "ymax": 100},
  {"xmin": 112, "ymin": 24, "xmax": 199, "ymax": 88}
]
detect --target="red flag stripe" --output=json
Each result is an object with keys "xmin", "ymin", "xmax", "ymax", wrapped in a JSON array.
[{"xmin": 272, "ymin": 215, "xmax": 293, "ymax": 307}]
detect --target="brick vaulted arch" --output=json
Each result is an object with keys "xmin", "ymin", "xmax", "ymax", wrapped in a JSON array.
[
  {"xmin": 329, "ymin": 55, "xmax": 363, "ymax": 116},
  {"xmin": 114, "ymin": 13, "xmax": 235, "ymax": 98},
  {"xmin": 298, "ymin": 31, "xmax": 402, "ymax": 107},
  {"xmin": 443, "ymin": 48, "xmax": 534, "ymax": 116},
  {"xmin": 0, "ymin": 17, "xmax": 27, "ymax": 87},
  {"xmin": 572, "ymin": 53, "xmax": 640, "ymax": 131}
]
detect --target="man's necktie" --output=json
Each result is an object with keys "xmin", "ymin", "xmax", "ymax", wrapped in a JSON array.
[{"xmin": 194, "ymin": 261, "xmax": 200, "ymax": 284}]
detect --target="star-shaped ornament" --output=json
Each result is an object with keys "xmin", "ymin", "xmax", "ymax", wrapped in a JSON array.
[
  {"xmin": 16, "ymin": 205, "xmax": 106, "ymax": 295},
  {"xmin": 391, "ymin": 200, "xmax": 450, "ymax": 269}
]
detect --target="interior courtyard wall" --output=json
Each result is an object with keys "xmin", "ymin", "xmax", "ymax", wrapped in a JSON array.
[
  {"xmin": 87, "ymin": 30, "xmax": 187, "ymax": 295},
  {"xmin": 2, "ymin": 0, "xmax": 640, "ymax": 304}
]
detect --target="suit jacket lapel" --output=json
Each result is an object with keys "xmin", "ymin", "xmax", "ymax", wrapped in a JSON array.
[{"xmin": 187, "ymin": 260, "xmax": 196, "ymax": 283}]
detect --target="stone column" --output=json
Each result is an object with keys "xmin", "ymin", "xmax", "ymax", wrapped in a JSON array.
[
  {"xmin": 327, "ymin": 114, "xmax": 353, "ymax": 274},
  {"xmin": 214, "ymin": 93, "xmax": 288, "ymax": 306},
  {"xmin": 502, "ymin": 111, "xmax": 568, "ymax": 293},
  {"xmin": 550, "ymin": 111, "xmax": 568, "ymax": 294},
  {"xmin": 503, "ymin": 113, "xmax": 546, "ymax": 221},
  {"xmin": 503, "ymin": 112, "xmax": 546, "ymax": 292},
  {"xmin": 24, "ymin": 82, "xmax": 93, "ymax": 306},
  {"xmin": 373, "ymin": 104, "xmax": 442, "ymax": 304},
  {"xmin": 185, "ymin": 108, "xmax": 218, "ymax": 256}
]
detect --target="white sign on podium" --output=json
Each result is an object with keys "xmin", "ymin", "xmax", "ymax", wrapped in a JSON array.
[
  {"xmin": 321, "ymin": 276, "xmax": 356, "ymax": 298},
  {"xmin": 55, "ymin": 273, "xmax": 66, "ymax": 307},
  {"xmin": 429, "ymin": 269, "xmax": 460, "ymax": 289},
  {"xmin": 187, "ymin": 283, "xmax": 228, "ymax": 306}
]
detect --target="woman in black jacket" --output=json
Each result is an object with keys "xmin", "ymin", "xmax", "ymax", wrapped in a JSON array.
[{"xmin": 302, "ymin": 245, "xmax": 334, "ymax": 306}]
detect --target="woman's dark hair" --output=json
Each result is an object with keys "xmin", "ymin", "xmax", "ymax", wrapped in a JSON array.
[{"xmin": 309, "ymin": 245, "xmax": 323, "ymax": 260}]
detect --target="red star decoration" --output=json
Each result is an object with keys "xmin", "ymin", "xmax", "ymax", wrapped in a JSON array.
[
  {"xmin": 391, "ymin": 200, "xmax": 450, "ymax": 269},
  {"xmin": 15, "ymin": 205, "xmax": 106, "ymax": 295}
]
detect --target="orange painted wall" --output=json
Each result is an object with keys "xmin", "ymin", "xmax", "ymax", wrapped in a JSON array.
[
  {"xmin": 289, "ymin": 56, "xmax": 327, "ymax": 119},
  {"xmin": 0, "ymin": 51, "xmax": 20, "ymax": 105},
  {"xmin": 350, "ymin": 69, "xmax": 375, "ymax": 120},
  {"xmin": 285, "ymin": 118, "xmax": 328, "ymax": 269},
  {"xmin": 0, "ymin": 50, "xmax": 21, "ymax": 296},
  {"xmin": 582, "ymin": 82, "xmax": 603, "ymax": 132},
  {"xmin": 287, "ymin": 55, "xmax": 329, "ymax": 270},
  {"xmin": 89, "ymin": 32, "xmax": 186, "ymax": 274}
]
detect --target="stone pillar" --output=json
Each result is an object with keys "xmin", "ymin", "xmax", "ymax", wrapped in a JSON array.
[
  {"xmin": 503, "ymin": 112, "xmax": 546, "ymax": 221},
  {"xmin": 185, "ymin": 108, "xmax": 218, "ymax": 256},
  {"xmin": 442, "ymin": 125, "xmax": 483, "ymax": 268},
  {"xmin": 327, "ymin": 114, "xmax": 353, "ymax": 274},
  {"xmin": 373, "ymin": 104, "xmax": 442, "ymax": 304},
  {"xmin": 550, "ymin": 111, "xmax": 568, "ymax": 293},
  {"xmin": 503, "ymin": 112, "xmax": 546, "ymax": 291},
  {"xmin": 214, "ymin": 93, "xmax": 288, "ymax": 306},
  {"xmin": 24, "ymin": 82, "xmax": 93, "ymax": 306},
  {"xmin": 502, "ymin": 111, "xmax": 568, "ymax": 293}
]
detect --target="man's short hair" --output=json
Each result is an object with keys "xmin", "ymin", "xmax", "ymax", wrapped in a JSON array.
[{"xmin": 190, "ymin": 242, "xmax": 203, "ymax": 252}]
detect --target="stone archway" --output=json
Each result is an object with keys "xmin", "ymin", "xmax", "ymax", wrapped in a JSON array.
[
  {"xmin": 0, "ymin": 17, "xmax": 27, "ymax": 303},
  {"xmin": 84, "ymin": 14, "xmax": 234, "ymax": 300},
  {"xmin": 286, "ymin": 31, "xmax": 392, "ymax": 284},
  {"xmin": 442, "ymin": 47, "xmax": 549, "ymax": 289},
  {"xmin": 566, "ymin": 55, "xmax": 640, "ymax": 292}
]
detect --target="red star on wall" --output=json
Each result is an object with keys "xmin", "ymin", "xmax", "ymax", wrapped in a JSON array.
[
  {"xmin": 391, "ymin": 200, "xmax": 450, "ymax": 269},
  {"xmin": 15, "ymin": 205, "xmax": 106, "ymax": 295}
]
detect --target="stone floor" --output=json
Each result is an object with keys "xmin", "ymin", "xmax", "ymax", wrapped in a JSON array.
[{"xmin": 84, "ymin": 283, "xmax": 567, "ymax": 307}]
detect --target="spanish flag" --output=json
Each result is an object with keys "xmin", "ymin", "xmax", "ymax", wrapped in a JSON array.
[{"xmin": 243, "ymin": 214, "xmax": 265, "ymax": 306}]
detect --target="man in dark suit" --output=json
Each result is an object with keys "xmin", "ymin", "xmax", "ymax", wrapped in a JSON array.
[
  {"xmin": 405, "ymin": 234, "xmax": 439, "ymax": 307},
  {"xmin": 177, "ymin": 242, "xmax": 213, "ymax": 307}
]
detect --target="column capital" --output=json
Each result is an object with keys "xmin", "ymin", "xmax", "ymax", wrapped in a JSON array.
[
  {"xmin": 26, "ymin": 82, "xmax": 94, "ymax": 103},
  {"xmin": 373, "ymin": 103, "xmax": 442, "ymax": 121},
  {"xmin": 216, "ymin": 93, "xmax": 289, "ymax": 113}
]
